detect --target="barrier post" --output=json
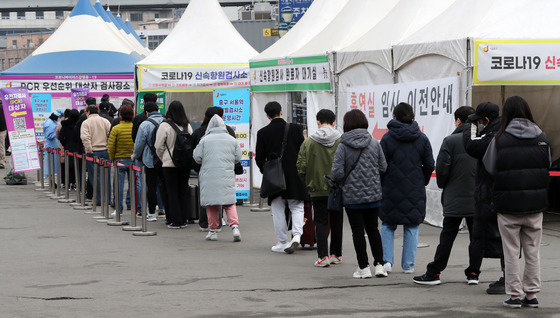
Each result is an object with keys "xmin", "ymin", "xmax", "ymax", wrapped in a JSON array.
[
  {"xmin": 74, "ymin": 154, "xmax": 91, "ymax": 210},
  {"xmin": 243, "ymin": 152, "xmax": 258, "ymax": 207},
  {"xmin": 108, "ymin": 161, "xmax": 129, "ymax": 226},
  {"xmin": 95, "ymin": 160, "xmax": 109, "ymax": 221},
  {"xmin": 123, "ymin": 164, "xmax": 141, "ymax": 231},
  {"xmin": 85, "ymin": 157, "xmax": 98, "ymax": 214},
  {"xmin": 51, "ymin": 150, "xmax": 64, "ymax": 199},
  {"xmin": 133, "ymin": 165, "xmax": 156, "ymax": 236},
  {"xmin": 70, "ymin": 154, "xmax": 81, "ymax": 206},
  {"xmin": 251, "ymin": 196, "xmax": 270, "ymax": 212},
  {"xmin": 46, "ymin": 149, "xmax": 54, "ymax": 195},
  {"xmin": 50, "ymin": 149, "xmax": 57, "ymax": 196},
  {"xmin": 36, "ymin": 148, "xmax": 45, "ymax": 191},
  {"xmin": 58, "ymin": 151, "xmax": 75, "ymax": 203}
]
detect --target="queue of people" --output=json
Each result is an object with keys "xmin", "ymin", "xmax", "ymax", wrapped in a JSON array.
[{"xmin": 39, "ymin": 93, "xmax": 550, "ymax": 309}]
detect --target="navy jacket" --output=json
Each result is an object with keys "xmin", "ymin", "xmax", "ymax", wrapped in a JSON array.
[{"xmin": 379, "ymin": 120, "xmax": 434, "ymax": 225}]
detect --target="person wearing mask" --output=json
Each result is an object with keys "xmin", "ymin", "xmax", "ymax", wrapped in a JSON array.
[
  {"xmin": 482, "ymin": 96, "xmax": 550, "ymax": 308},
  {"xmin": 132, "ymin": 101, "xmax": 165, "ymax": 222},
  {"xmin": 43, "ymin": 108, "xmax": 64, "ymax": 178},
  {"xmin": 413, "ymin": 106, "xmax": 478, "ymax": 285},
  {"xmin": 0, "ymin": 100, "xmax": 7, "ymax": 169},
  {"xmin": 154, "ymin": 101, "xmax": 193, "ymax": 229},
  {"xmin": 297, "ymin": 109, "xmax": 343, "ymax": 267},
  {"xmin": 80, "ymin": 104, "xmax": 111, "ymax": 205},
  {"xmin": 132, "ymin": 93, "xmax": 158, "ymax": 142},
  {"xmin": 192, "ymin": 106, "xmax": 237, "ymax": 232},
  {"xmin": 100, "ymin": 94, "xmax": 117, "ymax": 118},
  {"xmin": 255, "ymin": 101, "xmax": 307, "ymax": 254},
  {"xmin": 380, "ymin": 103, "xmax": 434, "ymax": 275},
  {"xmin": 331, "ymin": 109, "xmax": 388, "ymax": 278},
  {"xmin": 463, "ymin": 102, "xmax": 505, "ymax": 294},
  {"xmin": 194, "ymin": 115, "xmax": 242, "ymax": 241},
  {"xmin": 108, "ymin": 104, "xmax": 135, "ymax": 216},
  {"xmin": 58, "ymin": 109, "xmax": 81, "ymax": 188}
]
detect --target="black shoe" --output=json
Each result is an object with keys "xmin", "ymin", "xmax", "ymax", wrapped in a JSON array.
[
  {"xmin": 486, "ymin": 277, "xmax": 505, "ymax": 294},
  {"xmin": 503, "ymin": 298, "xmax": 522, "ymax": 308},
  {"xmin": 126, "ymin": 206, "xmax": 131, "ymax": 211},
  {"xmin": 413, "ymin": 273, "xmax": 441, "ymax": 285},
  {"xmin": 522, "ymin": 297, "xmax": 539, "ymax": 308},
  {"xmin": 0, "ymin": 164, "xmax": 4, "ymax": 169},
  {"xmin": 466, "ymin": 272, "xmax": 479, "ymax": 285}
]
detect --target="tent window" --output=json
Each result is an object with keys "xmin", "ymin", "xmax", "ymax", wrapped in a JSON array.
[
  {"xmin": 130, "ymin": 13, "xmax": 143, "ymax": 22},
  {"xmin": 12, "ymin": 40, "xmax": 16, "ymax": 49},
  {"xmin": 1, "ymin": 12, "xmax": 9, "ymax": 20},
  {"xmin": 55, "ymin": 11, "xmax": 63, "ymax": 19},
  {"xmin": 36, "ymin": 11, "xmax": 44, "ymax": 19},
  {"xmin": 17, "ymin": 11, "xmax": 25, "ymax": 20}
]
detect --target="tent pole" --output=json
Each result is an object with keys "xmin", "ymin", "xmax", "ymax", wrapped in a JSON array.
[
  {"xmin": 332, "ymin": 52, "xmax": 340, "ymax": 130},
  {"xmin": 466, "ymin": 38, "xmax": 473, "ymax": 106}
]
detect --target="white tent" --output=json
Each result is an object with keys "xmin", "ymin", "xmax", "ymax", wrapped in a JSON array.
[{"xmin": 137, "ymin": 0, "xmax": 257, "ymax": 92}]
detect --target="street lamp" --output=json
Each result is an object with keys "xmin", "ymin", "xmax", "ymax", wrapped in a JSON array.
[{"xmin": 281, "ymin": 6, "xmax": 293, "ymax": 23}]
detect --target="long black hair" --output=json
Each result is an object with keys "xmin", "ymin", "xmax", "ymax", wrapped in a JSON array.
[
  {"xmin": 497, "ymin": 96, "xmax": 534, "ymax": 138},
  {"xmin": 166, "ymin": 101, "xmax": 189, "ymax": 127}
]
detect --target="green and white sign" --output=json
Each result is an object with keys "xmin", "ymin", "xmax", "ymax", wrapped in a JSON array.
[
  {"xmin": 137, "ymin": 91, "xmax": 166, "ymax": 114},
  {"xmin": 250, "ymin": 55, "xmax": 332, "ymax": 92}
]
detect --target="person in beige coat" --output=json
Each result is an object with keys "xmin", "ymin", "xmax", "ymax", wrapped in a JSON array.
[{"xmin": 154, "ymin": 101, "xmax": 193, "ymax": 229}]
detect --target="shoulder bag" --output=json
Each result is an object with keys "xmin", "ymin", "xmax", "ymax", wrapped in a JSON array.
[
  {"xmin": 324, "ymin": 148, "xmax": 364, "ymax": 211},
  {"xmin": 260, "ymin": 123, "xmax": 290, "ymax": 198}
]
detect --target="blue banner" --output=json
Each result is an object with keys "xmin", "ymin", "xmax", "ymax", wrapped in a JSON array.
[{"xmin": 279, "ymin": 0, "xmax": 314, "ymax": 22}]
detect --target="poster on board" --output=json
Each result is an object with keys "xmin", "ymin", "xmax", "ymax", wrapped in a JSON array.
[
  {"xmin": 71, "ymin": 88, "xmax": 89, "ymax": 111},
  {"xmin": 30, "ymin": 94, "xmax": 52, "ymax": 142}
]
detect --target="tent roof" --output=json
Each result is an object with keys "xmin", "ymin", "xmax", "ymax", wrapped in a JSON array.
[
  {"xmin": 1, "ymin": 0, "xmax": 141, "ymax": 75},
  {"xmin": 393, "ymin": 0, "xmax": 527, "ymax": 70},
  {"xmin": 337, "ymin": 0, "xmax": 456, "ymax": 73},
  {"xmin": 289, "ymin": 0, "xmax": 400, "ymax": 59},
  {"xmin": 251, "ymin": 0, "xmax": 350, "ymax": 62},
  {"xmin": 138, "ymin": 0, "xmax": 256, "ymax": 65}
]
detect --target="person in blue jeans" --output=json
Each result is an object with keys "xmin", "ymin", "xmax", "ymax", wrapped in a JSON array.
[{"xmin": 379, "ymin": 102, "xmax": 434, "ymax": 274}]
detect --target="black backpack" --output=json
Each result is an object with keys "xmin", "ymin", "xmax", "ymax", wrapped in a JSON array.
[
  {"xmin": 145, "ymin": 118, "xmax": 162, "ymax": 168},
  {"xmin": 164, "ymin": 120, "xmax": 193, "ymax": 169}
]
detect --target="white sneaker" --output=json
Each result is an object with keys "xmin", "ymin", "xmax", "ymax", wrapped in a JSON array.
[
  {"xmin": 314, "ymin": 257, "xmax": 330, "ymax": 267},
  {"xmin": 329, "ymin": 255, "xmax": 342, "ymax": 265},
  {"xmin": 232, "ymin": 226, "xmax": 241, "ymax": 242},
  {"xmin": 146, "ymin": 213, "xmax": 157, "ymax": 222},
  {"xmin": 271, "ymin": 242, "xmax": 288, "ymax": 253},
  {"xmin": 384, "ymin": 262, "xmax": 392, "ymax": 273},
  {"xmin": 205, "ymin": 230, "xmax": 218, "ymax": 241},
  {"xmin": 374, "ymin": 264, "xmax": 388, "ymax": 277},
  {"xmin": 284, "ymin": 235, "xmax": 301, "ymax": 254},
  {"xmin": 353, "ymin": 266, "xmax": 373, "ymax": 279},
  {"xmin": 110, "ymin": 210, "xmax": 116, "ymax": 218},
  {"xmin": 403, "ymin": 268, "xmax": 415, "ymax": 274}
]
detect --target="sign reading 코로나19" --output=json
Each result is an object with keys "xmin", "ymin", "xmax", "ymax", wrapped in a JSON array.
[
  {"xmin": 71, "ymin": 88, "xmax": 89, "ymax": 111},
  {"xmin": 213, "ymin": 88, "xmax": 251, "ymax": 200},
  {"xmin": 30, "ymin": 93, "xmax": 52, "ymax": 142},
  {"xmin": 346, "ymin": 76, "xmax": 460, "ymax": 159},
  {"xmin": 138, "ymin": 65, "xmax": 251, "ymax": 92},
  {"xmin": 0, "ymin": 87, "xmax": 40, "ymax": 173},
  {"xmin": 250, "ymin": 55, "xmax": 331, "ymax": 92},
  {"xmin": 137, "ymin": 91, "xmax": 166, "ymax": 115},
  {"xmin": 474, "ymin": 39, "xmax": 560, "ymax": 85}
]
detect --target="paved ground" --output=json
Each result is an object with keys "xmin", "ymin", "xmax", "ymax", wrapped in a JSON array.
[{"xmin": 1, "ymin": 167, "xmax": 560, "ymax": 317}]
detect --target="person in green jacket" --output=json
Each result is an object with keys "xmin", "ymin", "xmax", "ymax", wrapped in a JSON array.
[
  {"xmin": 297, "ymin": 109, "xmax": 343, "ymax": 267},
  {"xmin": 108, "ymin": 104, "xmax": 135, "ymax": 215}
]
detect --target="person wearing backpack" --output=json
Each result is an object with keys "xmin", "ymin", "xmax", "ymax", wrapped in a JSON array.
[
  {"xmin": 194, "ymin": 115, "xmax": 242, "ymax": 241},
  {"xmin": 132, "ymin": 101, "xmax": 166, "ymax": 222},
  {"xmin": 154, "ymin": 101, "xmax": 194, "ymax": 229}
]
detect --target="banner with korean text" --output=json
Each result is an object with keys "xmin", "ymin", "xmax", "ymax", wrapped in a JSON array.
[
  {"xmin": 1, "ymin": 87, "xmax": 40, "ymax": 173},
  {"xmin": 346, "ymin": 76, "xmax": 460, "ymax": 158},
  {"xmin": 474, "ymin": 39, "xmax": 560, "ymax": 85},
  {"xmin": 250, "ymin": 55, "xmax": 332, "ymax": 92},
  {"xmin": 213, "ymin": 88, "xmax": 251, "ymax": 200},
  {"xmin": 138, "ymin": 65, "xmax": 250, "ymax": 92},
  {"xmin": 0, "ymin": 74, "xmax": 134, "ymax": 97},
  {"xmin": 30, "ymin": 94, "xmax": 51, "ymax": 142}
]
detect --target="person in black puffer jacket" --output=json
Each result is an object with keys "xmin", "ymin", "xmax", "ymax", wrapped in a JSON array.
[
  {"xmin": 59, "ymin": 109, "xmax": 81, "ymax": 186},
  {"xmin": 462, "ymin": 101, "xmax": 505, "ymax": 294},
  {"xmin": 483, "ymin": 96, "xmax": 550, "ymax": 308},
  {"xmin": 379, "ymin": 103, "xmax": 434, "ymax": 274}
]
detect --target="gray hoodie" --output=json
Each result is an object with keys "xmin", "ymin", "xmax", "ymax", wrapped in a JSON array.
[
  {"xmin": 483, "ymin": 118, "xmax": 551, "ymax": 174},
  {"xmin": 309, "ymin": 125, "xmax": 342, "ymax": 147},
  {"xmin": 331, "ymin": 128, "xmax": 387, "ymax": 205}
]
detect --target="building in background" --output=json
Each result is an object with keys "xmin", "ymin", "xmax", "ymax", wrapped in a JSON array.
[{"xmin": 0, "ymin": 31, "xmax": 53, "ymax": 71}]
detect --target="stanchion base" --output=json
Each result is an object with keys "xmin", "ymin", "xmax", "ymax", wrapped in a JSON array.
[
  {"xmin": 35, "ymin": 188, "xmax": 46, "ymax": 192},
  {"xmin": 251, "ymin": 208, "xmax": 271, "ymax": 212},
  {"xmin": 122, "ymin": 226, "xmax": 142, "ymax": 231},
  {"xmin": 51, "ymin": 195, "xmax": 65, "ymax": 200},
  {"xmin": 95, "ymin": 219, "xmax": 109, "ymax": 223},
  {"xmin": 73, "ymin": 206, "xmax": 92, "ymax": 211},
  {"xmin": 58, "ymin": 199, "xmax": 76, "ymax": 203},
  {"xmin": 83, "ymin": 210, "xmax": 98, "ymax": 214},
  {"xmin": 69, "ymin": 202, "xmax": 82, "ymax": 206},
  {"xmin": 92, "ymin": 215, "xmax": 106, "ymax": 219},
  {"xmin": 132, "ymin": 231, "xmax": 157, "ymax": 236},
  {"xmin": 107, "ymin": 221, "xmax": 129, "ymax": 226}
]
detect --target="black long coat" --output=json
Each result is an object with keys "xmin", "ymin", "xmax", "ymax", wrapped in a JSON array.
[
  {"xmin": 59, "ymin": 118, "xmax": 81, "ymax": 153},
  {"xmin": 463, "ymin": 118, "xmax": 503, "ymax": 258},
  {"xmin": 256, "ymin": 118, "xmax": 307, "ymax": 204}
]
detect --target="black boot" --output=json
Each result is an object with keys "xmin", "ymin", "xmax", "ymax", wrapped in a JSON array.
[{"xmin": 486, "ymin": 277, "xmax": 505, "ymax": 294}]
